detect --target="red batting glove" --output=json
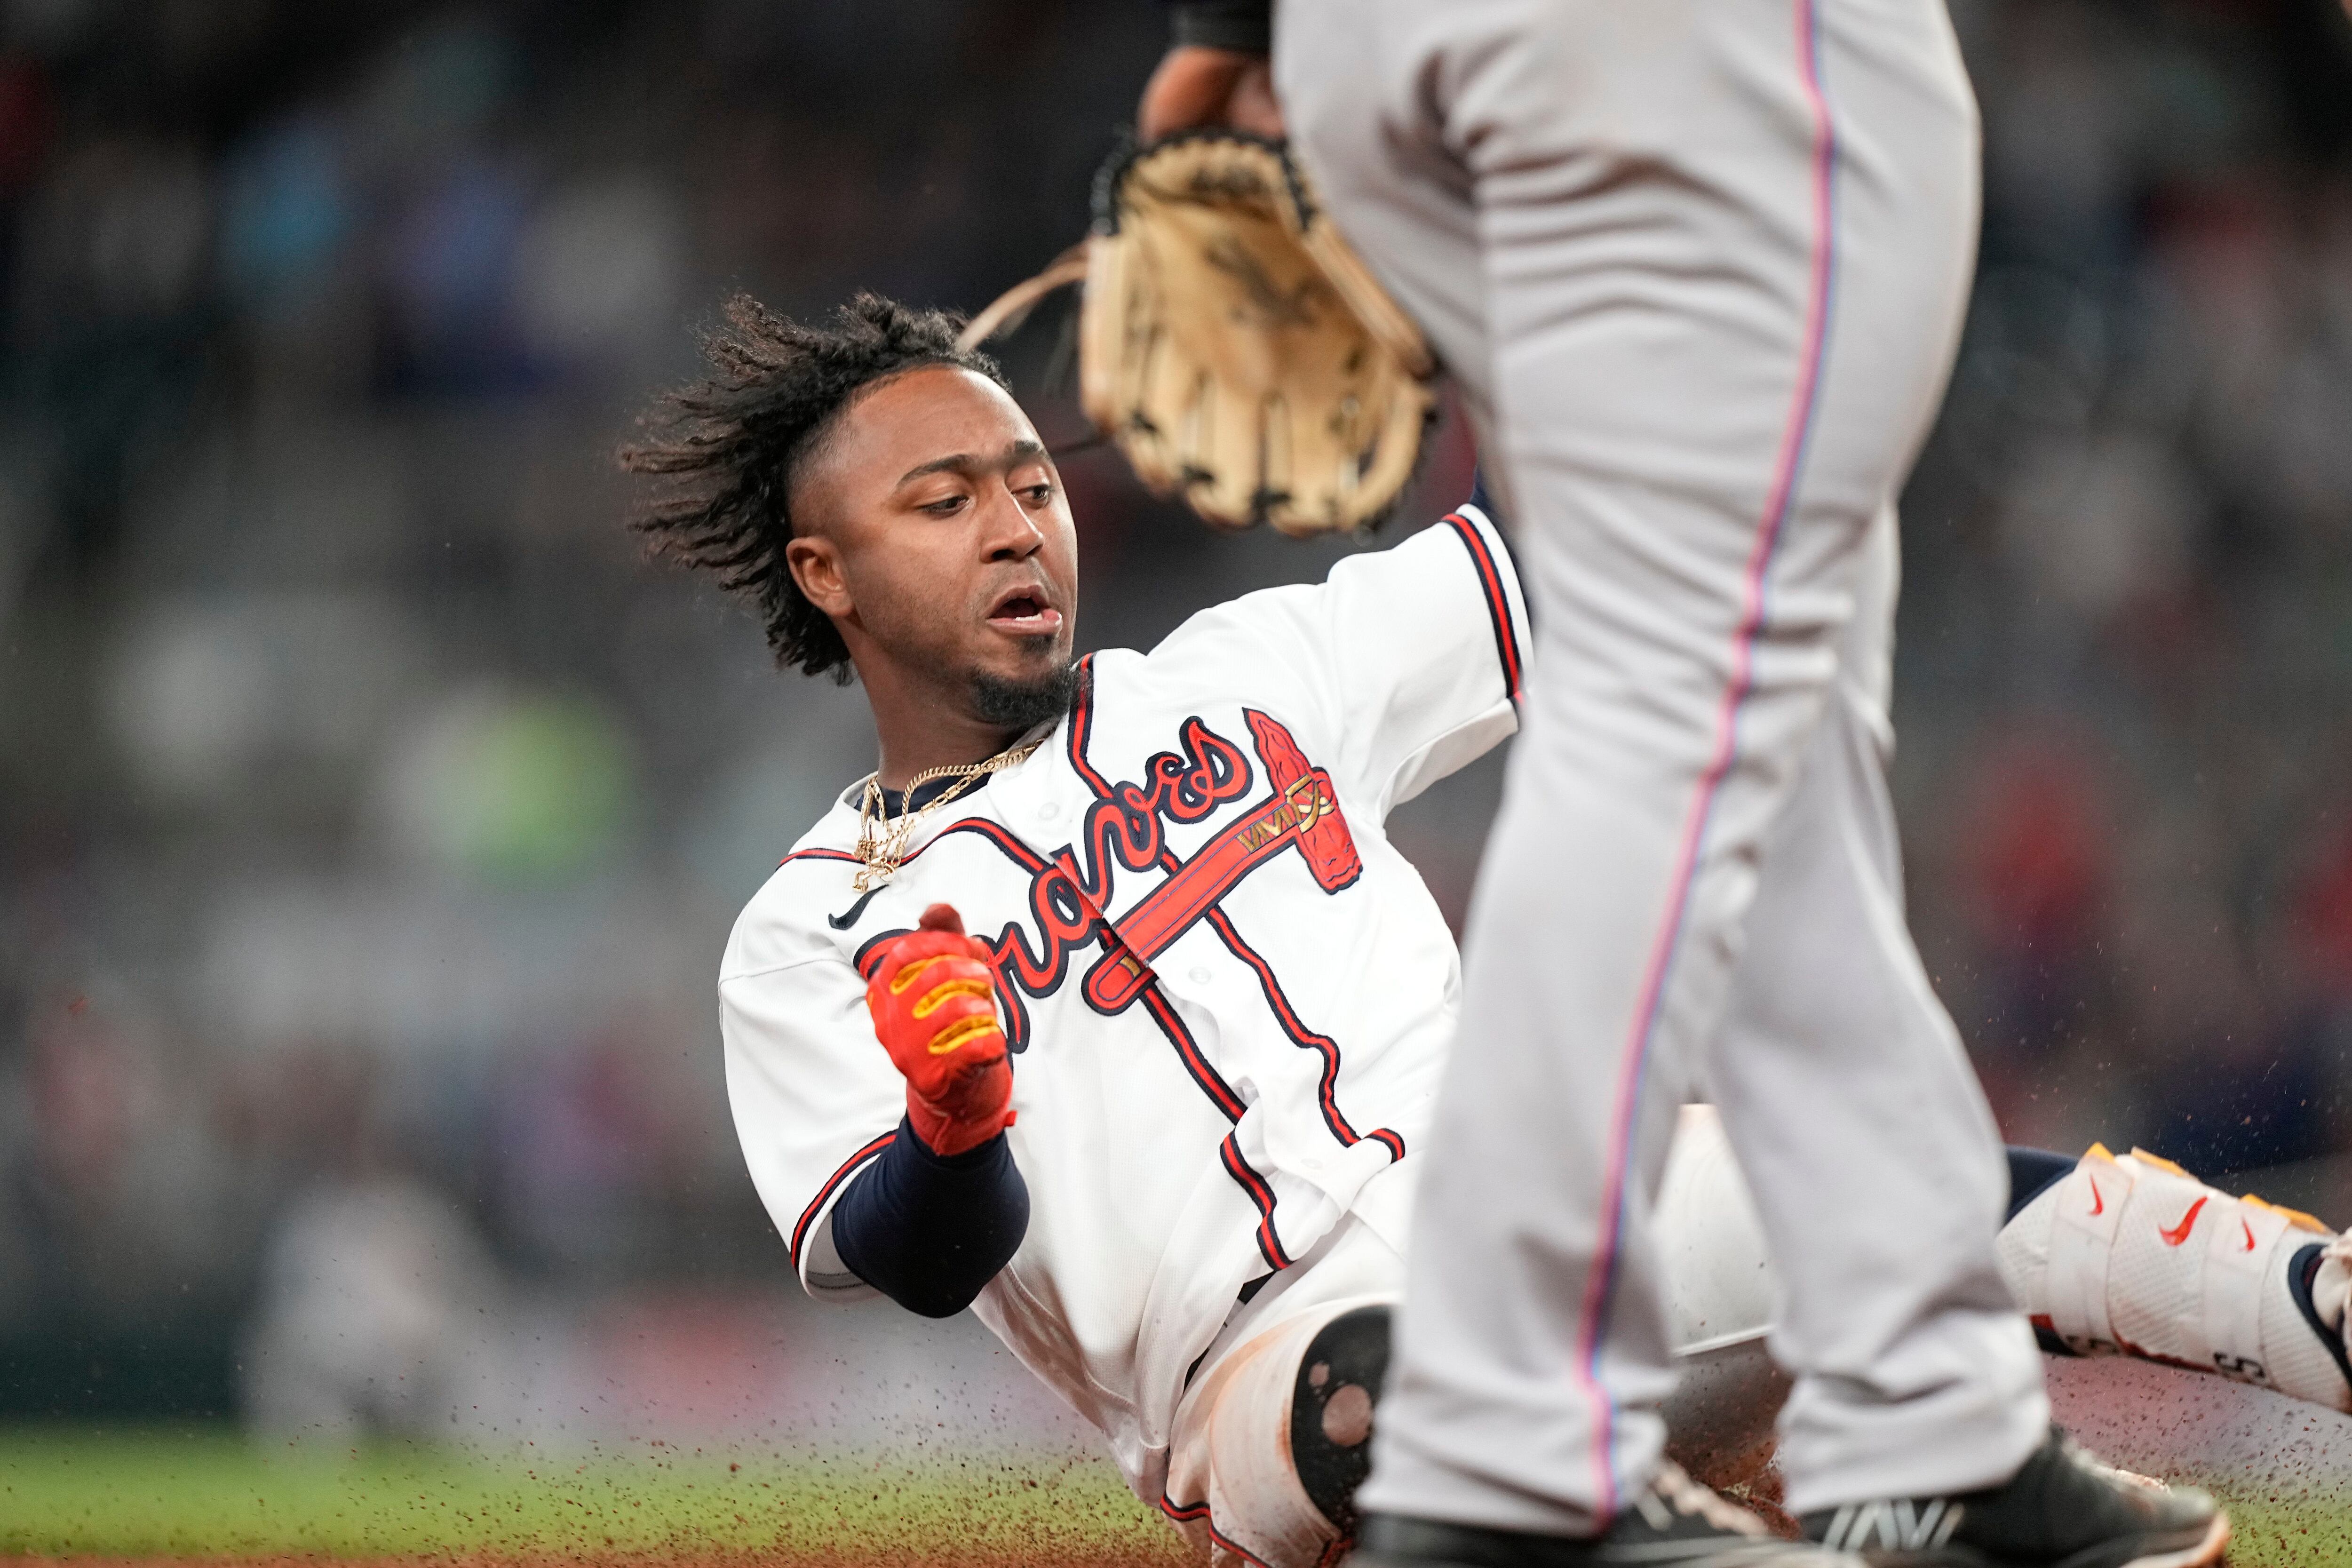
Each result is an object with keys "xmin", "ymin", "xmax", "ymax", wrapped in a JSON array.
[{"xmin": 864, "ymin": 903, "xmax": 1015, "ymax": 1157}]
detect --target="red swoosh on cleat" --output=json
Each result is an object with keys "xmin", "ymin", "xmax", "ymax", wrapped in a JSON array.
[
  {"xmin": 2088, "ymin": 1178, "xmax": 2105, "ymax": 1217},
  {"xmin": 2240, "ymin": 1219, "xmax": 2257, "ymax": 1252},
  {"xmin": 2159, "ymin": 1196, "xmax": 2209, "ymax": 1248}
]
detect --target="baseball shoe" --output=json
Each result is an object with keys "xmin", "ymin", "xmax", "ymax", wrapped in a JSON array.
[
  {"xmin": 1351, "ymin": 1462, "xmax": 1866, "ymax": 1568},
  {"xmin": 1796, "ymin": 1428, "xmax": 2228, "ymax": 1568},
  {"xmin": 1998, "ymin": 1142, "xmax": 2352, "ymax": 1412}
]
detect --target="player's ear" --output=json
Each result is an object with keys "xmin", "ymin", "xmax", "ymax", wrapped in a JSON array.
[{"xmin": 786, "ymin": 533, "xmax": 853, "ymax": 619}]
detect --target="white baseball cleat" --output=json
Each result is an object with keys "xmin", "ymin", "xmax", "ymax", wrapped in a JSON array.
[{"xmin": 1997, "ymin": 1143, "xmax": 2352, "ymax": 1411}]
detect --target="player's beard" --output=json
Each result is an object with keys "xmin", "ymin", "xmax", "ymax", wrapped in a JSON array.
[{"xmin": 970, "ymin": 654, "xmax": 1080, "ymax": 732}]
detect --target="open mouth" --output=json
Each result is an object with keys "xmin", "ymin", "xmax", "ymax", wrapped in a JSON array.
[{"xmin": 987, "ymin": 587, "xmax": 1062, "ymax": 637}]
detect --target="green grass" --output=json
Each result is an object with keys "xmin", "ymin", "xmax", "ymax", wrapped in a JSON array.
[
  {"xmin": 2216, "ymin": 1496, "xmax": 2352, "ymax": 1568},
  {"xmin": 0, "ymin": 1426, "xmax": 2344, "ymax": 1565},
  {"xmin": 0, "ymin": 1426, "xmax": 1183, "ymax": 1561}
]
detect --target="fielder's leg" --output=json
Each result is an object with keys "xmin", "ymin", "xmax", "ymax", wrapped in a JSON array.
[
  {"xmin": 1703, "ymin": 565, "xmax": 2224, "ymax": 1559},
  {"xmin": 1653, "ymin": 1104, "xmax": 1791, "ymax": 1490},
  {"xmin": 1708, "ymin": 670, "xmax": 2225, "ymax": 1566},
  {"xmin": 1703, "ymin": 504, "xmax": 2047, "ymax": 1515},
  {"xmin": 1283, "ymin": 0, "xmax": 2010, "ymax": 1537}
]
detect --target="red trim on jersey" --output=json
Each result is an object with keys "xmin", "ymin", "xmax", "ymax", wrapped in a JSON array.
[
  {"xmin": 1075, "ymin": 708, "xmax": 1359, "ymax": 1012},
  {"xmin": 1156, "ymin": 1496, "xmax": 1281, "ymax": 1568},
  {"xmin": 1069, "ymin": 685, "xmax": 1377, "ymax": 1241},
  {"xmin": 782, "ymin": 822, "xmax": 1008, "ymax": 881},
  {"xmin": 827, "ymin": 815, "xmax": 1049, "ymax": 914},
  {"xmin": 834, "ymin": 677, "xmax": 1358, "ymax": 1278},
  {"xmin": 1080, "ymin": 767, "xmax": 1349, "ymax": 1009},
  {"xmin": 1443, "ymin": 511, "xmax": 1524, "ymax": 705},
  {"xmin": 1139, "ymin": 987, "xmax": 1289, "ymax": 1256},
  {"xmin": 1218, "ymin": 1131, "xmax": 1292, "ymax": 1272},
  {"xmin": 779, "ymin": 846, "xmax": 860, "ymax": 868},
  {"xmin": 789, "ymin": 1130, "xmax": 898, "ymax": 1269},
  {"xmin": 1139, "ymin": 982, "xmax": 1246, "ymax": 1122},
  {"xmin": 936, "ymin": 815, "xmax": 1050, "ymax": 873},
  {"xmin": 1065, "ymin": 655, "xmax": 1116, "ymax": 797},
  {"xmin": 1205, "ymin": 905, "xmax": 1404, "ymax": 1162}
]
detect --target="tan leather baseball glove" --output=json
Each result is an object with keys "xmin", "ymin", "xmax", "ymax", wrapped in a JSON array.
[{"xmin": 961, "ymin": 131, "xmax": 1437, "ymax": 536}]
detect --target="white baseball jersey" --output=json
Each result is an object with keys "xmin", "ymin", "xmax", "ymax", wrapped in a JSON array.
[{"xmin": 720, "ymin": 505, "xmax": 1530, "ymax": 1498}]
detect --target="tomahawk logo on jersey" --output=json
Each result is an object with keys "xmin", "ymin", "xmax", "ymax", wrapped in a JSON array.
[{"xmin": 720, "ymin": 503, "xmax": 1529, "ymax": 1494}]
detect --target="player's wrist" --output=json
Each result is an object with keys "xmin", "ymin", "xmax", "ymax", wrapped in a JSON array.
[
  {"xmin": 1167, "ymin": 0, "xmax": 1270, "ymax": 55},
  {"xmin": 1137, "ymin": 45, "xmax": 1284, "ymax": 143},
  {"xmin": 903, "ymin": 1046, "xmax": 1016, "ymax": 1159},
  {"xmin": 896, "ymin": 1113, "xmax": 1013, "ymax": 1166},
  {"xmin": 905, "ymin": 1094, "xmax": 1014, "ymax": 1160}
]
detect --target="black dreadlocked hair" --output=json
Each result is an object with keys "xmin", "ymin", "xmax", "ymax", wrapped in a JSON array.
[{"xmin": 620, "ymin": 292, "xmax": 1009, "ymax": 682}]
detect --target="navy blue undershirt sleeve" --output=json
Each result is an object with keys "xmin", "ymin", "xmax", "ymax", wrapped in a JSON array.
[{"xmin": 830, "ymin": 1119, "xmax": 1030, "ymax": 1318}]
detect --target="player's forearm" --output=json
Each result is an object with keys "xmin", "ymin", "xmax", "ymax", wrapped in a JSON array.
[{"xmin": 830, "ymin": 1118, "xmax": 1030, "ymax": 1318}]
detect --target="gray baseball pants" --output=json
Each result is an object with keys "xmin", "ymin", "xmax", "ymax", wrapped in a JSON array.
[{"xmin": 1277, "ymin": 0, "xmax": 2049, "ymax": 1528}]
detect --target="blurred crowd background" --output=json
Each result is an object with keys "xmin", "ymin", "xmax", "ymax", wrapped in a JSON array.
[{"xmin": 1, "ymin": 0, "xmax": 2350, "ymax": 1438}]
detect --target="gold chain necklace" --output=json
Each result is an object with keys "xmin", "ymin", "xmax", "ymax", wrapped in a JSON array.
[{"xmin": 851, "ymin": 735, "xmax": 1047, "ymax": 892}]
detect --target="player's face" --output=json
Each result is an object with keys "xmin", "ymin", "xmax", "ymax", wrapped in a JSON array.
[{"xmin": 796, "ymin": 366, "xmax": 1079, "ymax": 721}]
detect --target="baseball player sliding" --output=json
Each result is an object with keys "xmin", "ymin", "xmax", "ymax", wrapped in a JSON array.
[{"xmin": 626, "ymin": 294, "xmax": 2352, "ymax": 1568}]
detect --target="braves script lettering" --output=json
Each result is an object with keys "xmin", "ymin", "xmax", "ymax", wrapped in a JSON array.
[{"xmin": 967, "ymin": 711, "xmax": 1360, "ymax": 1044}]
